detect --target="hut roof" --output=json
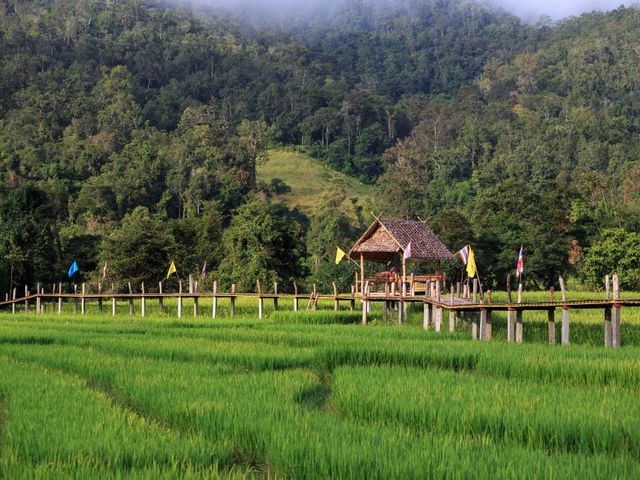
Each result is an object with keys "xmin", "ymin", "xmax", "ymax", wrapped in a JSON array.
[{"xmin": 348, "ymin": 219, "xmax": 452, "ymax": 263}]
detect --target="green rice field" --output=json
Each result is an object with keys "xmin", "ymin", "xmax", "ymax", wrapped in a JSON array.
[{"xmin": 1, "ymin": 294, "xmax": 639, "ymax": 478}]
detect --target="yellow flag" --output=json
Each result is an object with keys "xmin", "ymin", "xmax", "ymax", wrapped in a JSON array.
[
  {"xmin": 166, "ymin": 260, "xmax": 177, "ymax": 280},
  {"xmin": 335, "ymin": 247, "xmax": 346, "ymax": 265},
  {"xmin": 466, "ymin": 246, "xmax": 477, "ymax": 278}
]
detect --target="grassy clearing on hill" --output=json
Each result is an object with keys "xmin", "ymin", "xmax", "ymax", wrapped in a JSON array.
[{"xmin": 257, "ymin": 149, "xmax": 375, "ymax": 215}]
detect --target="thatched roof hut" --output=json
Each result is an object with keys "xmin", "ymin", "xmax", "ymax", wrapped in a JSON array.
[
  {"xmin": 349, "ymin": 219, "xmax": 452, "ymax": 263},
  {"xmin": 348, "ymin": 219, "xmax": 452, "ymax": 295}
]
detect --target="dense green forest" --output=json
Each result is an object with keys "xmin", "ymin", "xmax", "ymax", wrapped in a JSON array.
[{"xmin": 0, "ymin": 0, "xmax": 638, "ymax": 292}]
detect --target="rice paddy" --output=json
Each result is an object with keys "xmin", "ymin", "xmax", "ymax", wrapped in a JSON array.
[{"xmin": 0, "ymin": 294, "xmax": 639, "ymax": 478}]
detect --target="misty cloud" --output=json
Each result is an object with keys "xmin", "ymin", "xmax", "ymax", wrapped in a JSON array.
[
  {"xmin": 490, "ymin": 0, "xmax": 636, "ymax": 21},
  {"xmin": 173, "ymin": 0, "xmax": 638, "ymax": 22}
]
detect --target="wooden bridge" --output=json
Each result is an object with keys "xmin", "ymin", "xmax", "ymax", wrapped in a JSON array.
[{"xmin": 0, "ymin": 274, "xmax": 634, "ymax": 348}]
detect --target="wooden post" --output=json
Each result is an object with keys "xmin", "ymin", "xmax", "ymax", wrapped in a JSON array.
[
  {"xmin": 507, "ymin": 309, "xmax": 515, "ymax": 342},
  {"xmin": 515, "ymin": 310, "xmax": 523, "ymax": 343},
  {"xmin": 111, "ymin": 284, "xmax": 116, "ymax": 316},
  {"xmin": 605, "ymin": 274, "xmax": 610, "ymax": 301},
  {"xmin": 159, "ymin": 281, "xmax": 164, "ymax": 313},
  {"xmin": 98, "ymin": 282, "xmax": 103, "ymax": 312},
  {"xmin": 456, "ymin": 282, "xmax": 461, "ymax": 298},
  {"xmin": 177, "ymin": 281, "xmax": 183, "ymax": 319},
  {"xmin": 561, "ymin": 307, "xmax": 570, "ymax": 345},
  {"xmin": 193, "ymin": 289, "xmax": 199, "ymax": 317},
  {"xmin": 313, "ymin": 283, "xmax": 318, "ymax": 311},
  {"xmin": 25, "ymin": 284, "xmax": 29, "ymax": 313},
  {"xmin": 212, "ymin": 281, "xmax": 218, "ymax": 319},
  {"xmin": 293, "ymin": 282, "xmax": 299, "ymax": 312},
  {"xmin": 257, "ymin": 280, "xmax": 263, "ymax": 319},
  {"xmin": 604, "ymin": 307, "xmax": 612, "ymax": 347},
  {"xmin": 189, "ymin": 274, "xmax": 194, "ymax": 294},
  {"xmin": 12, "ymin": 288, "xmax": 16, "ymax": 315},
  {"xmin": 612, "ymin": 273, "xmax": 621, "ymax": 347},
  {"xmin": 434, "ymin": 305, "xmax": 442, "ymax": 332},
  {"xmin": 36, "ymin": 282, "xmax": 41, "ymax": 314},
  {"xmin": 517, "ymin": 283, "xmax": 523, "ymax": 303},
  {"xmin": 559, "ymin": 276, "xmax": 569, "ymax": 345},
  {"xmin": 333, "ymin": 282, "xmax": 338, "ymax": 311},
  {"xmin": 449, "ymin": 309, "xmax": 456, "ymax": 333},
  {"xmin": 350, "ymin": 286, "xmax": 356, "ymax": 311},
  {"xmin": 479, "ymin": 309, "xmax": 487, "ymax": 340},
  {"xmin": 485, "ymin": 309, "xmax": 492, "ymax": 339},
  {"xmin": 361, "ymin": 281, "xmax": 368, "ymax": 325},
  {"xmin": 472, "ymin": 279, "xmax": 478, "ymax": 303},
  {"xmin": 141, "ymin": 283, "xmax": 146, "ymax": 317},
  {"xmin": 81, "ymin": 283, "xmax": 86, "ymax": 315},
  {"xmin": 471, "ymin": 312, "xmax": 479, "ymax": 340},
  {"xmin": 273, "ymin": 282, "xmax": 279, "ymax": 311},
  {"xmin": 57, "ymin": 283, "xmax": 62, "ymax": 315},
  {"xmin": 548, "ymin": 309, "xmax": 556, "ymax": 345},
  {"xmin": 410, "ymin": 272, "xmax": 415, "ymax": 296},
  {"xmin": 359, "ymin": 253, "xmax": 365, "ymax": 298},
  {"xmin": 423, "ymin": 302, "xmax": 430, "ymax": 331},
  {"xmin": 230, "ymin": 284, "xmax": 236, "ymax": 318},
  {"xmin": 72, "ymin": 284, "xmax": 77, "ymax": 314},
  {"xmin": 128, "ymin": 282, "xmax": 134, "ymax": 315}
]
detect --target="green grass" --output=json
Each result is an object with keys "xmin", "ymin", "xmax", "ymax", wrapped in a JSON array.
[
  {"xmin": 1, "ymin": 303, "xmax": 640, "ymax": 478},
  {"xmin": 257, "ymin": 148, "xmax": 375, "ymax": 214}
]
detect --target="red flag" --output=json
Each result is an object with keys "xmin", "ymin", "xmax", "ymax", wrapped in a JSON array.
[{"xmin": 516, "ymin": 246, "xmax": 524, "ymax": 277}]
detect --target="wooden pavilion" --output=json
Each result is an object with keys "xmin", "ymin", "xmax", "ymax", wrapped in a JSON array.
[{"xmin": 348, "ymin": 219, "xmax": 452, "ymax": 296}]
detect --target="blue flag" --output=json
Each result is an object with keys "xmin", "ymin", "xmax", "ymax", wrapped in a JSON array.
[{"xmin": 67, "ymin": 260, "xmax": 79, "ymax": 278}]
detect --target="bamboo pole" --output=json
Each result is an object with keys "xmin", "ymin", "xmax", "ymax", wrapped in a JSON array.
[
  {"xmin": 293, "ymin": 282, "xmax": 299, "ymax": 312},
  {"xmin": 178, "ymin": 281, "xmax": 183, "ymax": 319},
  {"xmin": 333, "ymin": 282, "xmax": 338, "ymax": 311},
  {"xmin": 12, "ymin": 288, "xmax": 16, "ymax": 315},
  {"xmin": 193, "ymin": 282, "xmax": 199, "ymax": 317}
]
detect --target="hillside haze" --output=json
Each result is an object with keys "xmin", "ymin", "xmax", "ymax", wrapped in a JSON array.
[{"xmin": 0, "ymin": 0, "xmax": 639, "ymax": 293}]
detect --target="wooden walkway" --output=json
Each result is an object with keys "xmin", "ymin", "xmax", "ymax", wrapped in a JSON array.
[{"xmin": 0, "ymin": 273, "xmax": 635, "ymax": 348}]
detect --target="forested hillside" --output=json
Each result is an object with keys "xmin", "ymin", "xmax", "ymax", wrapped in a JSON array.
[{"xmin": 0, "ymin": 0, "xmax": 638, "ymax": 292}]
